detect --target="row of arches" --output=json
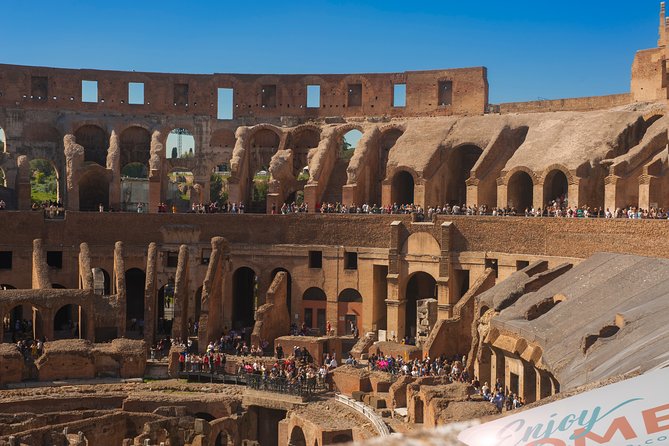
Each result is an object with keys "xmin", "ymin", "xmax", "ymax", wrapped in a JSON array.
[{"xmin": 2, "ymin": 302, "xmax": 86, "ymax": 342}]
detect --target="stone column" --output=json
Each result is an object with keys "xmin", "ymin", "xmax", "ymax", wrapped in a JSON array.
[
  {"xmin": 604, "ymin": 174, "xmax": 621, "ymax": 212},
  {"xmin": 496, "ymin": 177, "xmax": 507, "ymax": 209},
  {"xmin": 144, "ymin": 242, "xmax": 158, "ymax": 347},
  {"xmin": 171, "ymin": 245, "xmax": 190, "ymax": 341},
  {"xmin": 639, "ymin": 174, "xmax": 658, "ymax": 210},
  {"xmin": 114, "ymin": 241, "xmax": 126, "ymax": 337},
  {"xmin": 107, "ymin": 131, "xmax": 121, "ymax": 211},
  {"xmin": 63, "ymin": 134, "xmax": 84, "ymax": 211},
  {"xmin": 533, "ymin": 181, "xmax": 544, "ymax": 210},
  {"xmin": 16, "ymin": 156, "xmax": 31, "ymax": 210}
]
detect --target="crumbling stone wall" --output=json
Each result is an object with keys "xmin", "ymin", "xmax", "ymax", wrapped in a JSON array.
[{"xmin": 252, "ymin": 271, "xmax": 290, "ymax": 349}]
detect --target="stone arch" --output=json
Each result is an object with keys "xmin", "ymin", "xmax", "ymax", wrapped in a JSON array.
[
  {"xmin": 271, "ymin": 267, "xmax": 292, "ymax": 314},
  {"xmin": 120, "ymin": 126, "xmax": 151, "ymax": 169},
  {"xmin": 2, "ymin": 303, "xmax": 33, "ymax": 342},
  {"xmin": 505, "ymin": 167, "xmax": 536, "ymax": 211},
  {"xmin": 165, "ymin": 127, "xmax": 196, "ymax": 160},
  {"xmin": 74, "ymin": 124, "xmax": 108, "ymax": 167},
  {"xmin": 541, "ymin": 165, "xmax": 572, "ymax": 207},
  {"xmin": 125, "ymin": 268, "xmax": 146, "ymax": 338},
  {"xmin": 320, "ymin": 125, "xmax": 364, "ymax": 204},
  {"xmin": 303, "ymin": 287, "xmax": 326, "ymax": 301},
  {"xmin": 391, "ymin": 169, "xmax": 415, "ymax": 205},
  {"xmin": 287, "ymin": 125, "xmax": 321, "ymax": 178},
  {"xmin": 400, "ymin": 232, "xmax": 441, "ymax": 257},
  {"xmin": 337, "ymin": 288, "xmax": 362, "ymax": 336},
  {"xmin": 404, "ymin": 271, "xmax": 437, "ymax": 342},
  {"xmin": 78, "ymin": 165, "xmax": 110, "ymax": 211},
  {"xmin": 29, "ymin": 158, "xmax": 60, "ymax": 204},
  {"xmin": 53, "ymin": 303, "xmax": 85, "ymax": 340},
  {"xmin": 248, "ymin": 126, "xmax": 281, "ymax": 212},
  {"xmin": 445, "ymin": 144, "xmax": 483, "ymax": 205},
  {"xmin": 92, "ymin": 268, "xmax": 111, "ymax": 295},
  {"xmin": 289, "ymin": 426, "xmax": 307, "ymax": 446},
  {"xmin": 232, "ymin": 267, "xmax": 257, "ymax": 330}
]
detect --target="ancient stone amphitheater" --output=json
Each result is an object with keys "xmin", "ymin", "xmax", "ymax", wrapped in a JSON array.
[{"xmin": 2, "ymin": 4, "xmax": 669, "ymax": 446}]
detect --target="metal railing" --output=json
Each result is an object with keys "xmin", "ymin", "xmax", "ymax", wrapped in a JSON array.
[{"xmin": 334, "ymin": 394, "xmax": 390, "ymax": 436}]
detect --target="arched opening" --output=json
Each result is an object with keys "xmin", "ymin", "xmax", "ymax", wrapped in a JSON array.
[
  {"xmin": 289, "ymin": 128, "xmax": 320, "ymax": 178},
  {"xmin": 391, "ymin": 170, "xmax": 414, "ymax": 205},
  {"xmin": 377, "ymin": 128, "xmax": 403, "ymax": 204},
  {"xmin": 29, "ymin": 159, "xmax": 58, "ymax": 206},
  {"xmin": 249, "ymin": 129, "xmax": 280, "ymax": 213},
  {"xmin": 92, "ymin": 268, "xmax": 111, "ymax": 295},
  {"xmin": 79, "ymin": 168, "xmax": 109, "ymax": 211},
  {"xmin": 3, "ymin": 304, "xmax": 33, "ymax": 343},
  {"xmin": 75, "ymin": 125, "xmax": 108, "ymax": 167},
  {"xmin": 404, "ymin": 272, "xmax": 437, "ymax": 343},
  {"xmin": 232, "ymin": 267, "xmax": 257, "ymax": 330},
  {"xmin": 507, "ymin": 170, "xmax": 534, "ymax": 212},
  {"xmin": 479, "ymin": 305, "xmax": 490, "ymax": 318},
  {"xmin": 125, "ymin": 268, "xmax": 146, "ymax": 338},
  {"xmin": 120, "ymin": 127, "xmax": 151, "ymax": 212},
  {"xmin": 445, "ymin": 145, "xmax": 483, "ymax": 205},
  {"xmin": 211, "ymin": 169, "xmax": 230, "ymax": 208},
  {"xmin": 215, "ymin": 431, "xmax": 228, "ymax": 446},
  {"xmin": 271, "ymin": 268, "xmax": 292, "ymax": 314},
  {"xmin": 543, "ymin": 170, "xmax": 569, "ymax": 209},
  {"xmin": 0, "ymin": 127, "xmax": 6, "ymax": 152},
  {"xmin": 321, "ymin": 129, "xmax": 362, "ymax": 205},
  {"xmin": 303, "ymin": 287, "xmax": 327, "ymax": 334},
  {"xmin": 167, "ymin": 169, "xmax": 194, "ymax": 212},
  {"xmin": 166, "ymin": 128, "xmax": 195, "ymax": 159},
  {"xmin": 338, "ymin": 288, "xmax": 362, "ymax": 336},
  {"xmin": 289, "ymin": 426, "xmax": 307, "ymax": 446},
  {"xmin": 54, "ymin": 304, "xmax": 85, "ymax": 340},
  {"xmin": 157, "ymin": 281, "xmax": 175, "ymax": 337}
]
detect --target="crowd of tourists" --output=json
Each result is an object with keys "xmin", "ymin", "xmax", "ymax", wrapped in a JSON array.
[
  {"xmin": 31, "ymin": 200, "xmax": 64, "ymax": 218},
  {"xmin": 480, "ymin": 380, "xmax": 525, "ymax": 412},
  {"xmin": 368, "ymin": 351, "xmax": 471, "ymax": 381}
]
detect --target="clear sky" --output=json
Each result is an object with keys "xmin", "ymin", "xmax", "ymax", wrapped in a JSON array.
[{"xmin": 0, "ymin": 0, "xmax": 661, "ymax": 103}]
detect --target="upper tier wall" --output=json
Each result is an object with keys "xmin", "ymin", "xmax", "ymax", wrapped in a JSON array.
[{"xmin": 0, "ymin": 64, "xmax": 488, "ymax": 118}]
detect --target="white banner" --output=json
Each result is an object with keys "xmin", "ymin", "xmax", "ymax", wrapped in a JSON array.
[{"xmin": 458, "ymin": 367, "xmax": 669, "ymax": 446}]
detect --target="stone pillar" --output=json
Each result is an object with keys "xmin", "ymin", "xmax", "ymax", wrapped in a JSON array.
[
  {"xmin": 465, "ymin": 177, "xmax": 479, "ymax": 208},
  {"xmin": 496, "ymin": 177, "xmax": 507, "ymax": 209},
  {"xmin": 64, "ymin": 134, "xmax": 84, "ymax": 211},
  {"xmin": 172, "ymin": 245, "xmax": 190, "ymax": 341},
  {"xmin": 32, "ymin": 239, "xmax": 51, "ymax": 290},
  {"xmin": 342, "ymin": 184, "xmax": 356, "ymax": 207},
  {"xmin": 114, "ymin": 241, "xmax": 126, "ymax": 337},
  {"xmin": 17, "ymin": 156, "xmax": 31, "ymax": 211},
  {"xmin": 107, "ymin": 131, "xmax": 121, "ymax": 211},
  {"xmin": 639, "ymin": 174, "xmax": 658, "ymax": 210},
  {"xmin": 85, "ymin": 305, "xmax": 95, "ymax": 342},
  {"xmin": 266, "ymin": 192, "xmax": 281, "ymax": 214},
  {"xmin": 490, "ymin": 347, "xmax": 505, "ymax": 389},
  {"xmin": 533, "ymin": 181, "xmax": 544, "ymax": 211},
  {"xmin": 569, "ymin": 178, "xmax": 581, "ymax": 208},
  {"xmin": 385, "ymin": 297, "xmax": 403, "ymax": 342},
  {"xmin": 414, "ymin": 182, "xmax": 426, "ymax": 209},
  {"xmin": 381, "ymin": 180, "xmax": 392, "ymax": 207},
  {"xmin": 144, "ymin": 242, "xmax": 158, "ymax": 348},
  {"xmin": 604, "ymin": 174, "xmax": 621, "ymax": 212},
  {"xmin": 303, "ymin": 183, "xmax": 318, "ymax": 210},
  {"xmin": 522, "ymin": 362, "xmax": 537, "ymax": 403},
  {"xmin": 438, "ymin": 222, "xmax": 452, "ymax": 320}
]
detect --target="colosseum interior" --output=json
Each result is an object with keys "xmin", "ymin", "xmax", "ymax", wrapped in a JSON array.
[{"xmin": 2, "ymin": 3, "xmax": 669, "ymax": 446}]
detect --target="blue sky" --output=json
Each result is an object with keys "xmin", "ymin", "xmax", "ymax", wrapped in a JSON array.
[{"xmin": 0, "ymin": 0, "xmax": 660, "ymax": 103}]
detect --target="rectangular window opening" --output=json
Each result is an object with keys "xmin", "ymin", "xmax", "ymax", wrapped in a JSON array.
[
  {"xmin": 0, "ymin": 251, "xmax": 12, "ymax": 269},
  {"xmin": 217, "ymin": 88, "xmax": 234, "ymax": 120},
  {"xmin": 128, "ymin": 82, "xmax": 144, "ymax": 104},
  {"xmin": 516, "ymin": 260, "xmax": 530, "ymax": 271},
  {"xmin": 81, "ymin": 80, "xmax": 98, "ymax": 103},
  {"xmin": 307, "ymin": 85, "xmax": 320, "ymax": 108},
  {"xmin": 393, "ymin": 83, "xmax": 406, "ymax": 107},
  {"xmin": 166, "ymin": 251, "xmax": 179, "ymax": 268},
  {"xmin": 46, "ymin": 251, "xmax": 63, "ymax": 269},
  {"xmin": 344, "ymin": 251, "xmax": 358, "ymax": 270},
  {"xmin": 261, "ymin": 84, "xmax": 277, "ymax": 108},
  {"xmin": 438, "ymin": 80, "xmax": 453, "ymax": 106},
  {"xmin": 347, "ymin": 83, "xmax": 362, "ymax": 107},
  {"xmin": 31, "ymin": 76, "xmax": 48, "ymax": 100},
  {"xmin": 174, "ymin": 83, "xmax": 189, "ymax": 106},
  {"xmin": 485, "ymin": 258, "xmax": 499, "ymax": 278},
  {"xmin": 309, "ymin": 250, "xmax": 322, "ymax": 269}
]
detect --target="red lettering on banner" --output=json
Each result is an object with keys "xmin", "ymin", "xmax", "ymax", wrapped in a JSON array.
[
  {"xmin": 573, "ymin": 416, "xmax": 637, "ymax": 446},
  {"xmin": 643, "ymin": 404, "xmax": 669, "ymax": 434}
]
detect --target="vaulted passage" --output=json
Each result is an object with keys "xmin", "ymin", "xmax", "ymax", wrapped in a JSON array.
[
  {"xmin": 404, "ymin": 272, "xmax": 436, "ymax": 342},
  {"xmin": 233, "ymin": 267, "xmax": 257, "ymax": 330},
  {"xmin": 544, "ymin": 169, "xmax": 568, "ymax": 205},
  {"xmin": 392, "ymin": 170, "xmax": 414, "ymax": 205},
  {"xmin": 445, "ymin": 144, "xmax": 482, "ymax": 205},
  {"xmin": 75, "ymin": 125, "xmax": 108, "ymax": 167},
  {"xmin": 507, "ymin": 171, "xmax": 534, "ymax": 211},
  {"xmin": 79, "ymin": 168, "xmax": 109, "ymax": 211},
  {"xmin": 125, "ymin": 268, "xmax": 146, "ymax": 337}
]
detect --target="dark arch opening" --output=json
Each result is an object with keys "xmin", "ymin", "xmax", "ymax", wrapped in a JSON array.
[
  {"xmin": 167, "ymin": 128, "xmax": 195, "ymax": 159},
  {"xmin": 79, "ymin": 169, "xmax": 109, "ymax": 211},
  {"xmin": 271, "ymin": 268, "xmax": 292, "ymax": 314},
  {"xmin": 215, "ymin": 431, "xmax": 228, "ymax": 446},
  {"xmin": 479, "ymin": 305, "xmax": 490, "ymax": 318},
  {"xmin": 125, "ymin": 268, "xmax": 146, "ymax": 337},
  {"xmin": 3, "ymin": 304, "xmax": 33, "ymax": 343},
  {"xmin": 157, "ymin": 281, "xmax": 175, "ymax": 337},
  {"xmin": 232, "ymin": 267, "xmax": 257, "ymax": 330},
  {"xmin": 92, "ymin": 268, "xmax": 111, "ymax": 295},
  {"xmin": 249, "ymin": 129, "xmax": 280, "ymax": 213},
  {"xmin": 507, "ymin": 171, "xmax": 534, "ymax": 212},
  {"xmin": 194, "ymin": 286, "xmax": 203, "ymax": 336},
  {"xmin": 290, "ymin": 426, "xmax": 307, "ymax": 446},
  {"xmin": 446, "ymin": 145, "xmax": 483, "ymax": 205},
  {"xmin": 405, "ymin": 272, "xmax": 437, "ymax": 342},
  {"xmin": 391, "ymin": 171, "xmax": 414, "ymax": 205},
  {"xmin": 544, "ymin": 170, "xmax": 568, "ymax": 206},
  {"xmin": 338, "ymin": 288, "xmax": 362, "ymax": 302},
  {"xmin": 303, "ymin": 287, "xmax": 326, "ymax": 301},
  {"xmin": 75, "ymin": 125, "xmax": 108, "ymax": 167},
  {"xmin": 54, "ymin": 304, "xmax": 84, "ymax": 340},
  {"xmin": 194, "ymin": 412, "xmax": 215, "ymax": 422},
  {"xmin": 377, "ymin": 129, "xmax": 403, "ymax": 204}
]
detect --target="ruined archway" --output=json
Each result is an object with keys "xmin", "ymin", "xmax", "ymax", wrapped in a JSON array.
[
  {"xmin": 75, "ymin": 125, "xmax": 108, "ymax": 167},
  {"xmin": 120, "ymin": 127, "xmax": 150, "ymax": 211},
  {"xmin": 507, "ymin": 170, "xmax": 534, "ymax": 212},
  {"xmin": 289, "ymin": 426, "xmax": 307, "ymax": 446},
  {"xmin": 391, "ymin": 170, "xmax": 414, "ymax": 205},
  {"xmin": 92, "ymin": 268, "xmax": 111, "ymax": 295},
  {"xmin": 338, "ymin": 288, "xmax": 362, "ymax": 336},
  {"xmin": 166, "ymin": 168, "xmax": 194, "ymax": 212},
  {"xmin": 445, "ymin": 144, "xmax": 483, "ymax": 205},
  {"xmin": 54, "ymin": 304, "xmax": 85, "ymax": 340},
  {"xmin": 232, "ymin": 267, "xmax": 257, "ymax": 330},
  {"xmin": 543, "ymin": 169, "xmax": 569, "ymax": 207},
  {"xmin": 321, "ymin": 128, "xmax": 363, "ymax": 204},
  {"xmin": 288, "ymin": 127, "xmax": 320, "ymax": 178},
  {"xmin": 376, "ymin": 128, "xmax": 403, "ymax": 204},
  {"xmin": 29, "ymin": 159, "xmax": 59, "ymax": 205},
  {"xmin": 78, "ymin": 168, "xmax": 109, "ymax": 211},
  {"xmin": 3, "ymin": 304, "xmax": 33, "ymax": 343},
  {"xmin": 405, "ymin": 272, "xmax": 437, "ymax": 342},
  {"xmin": 249, "ymin": 128, "xmax": 280, "ymax": 213},
  {"xmin": 166, "ymin": 128, "xmax": 195, "ymax": 160},
  {"xmin": 125, "ymin": 268, "xmax": 146, "ymax": 338}
]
